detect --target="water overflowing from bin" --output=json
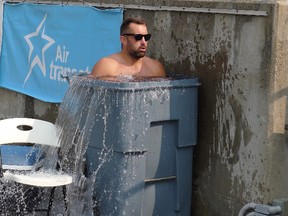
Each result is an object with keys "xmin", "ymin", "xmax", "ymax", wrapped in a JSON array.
[
  {"xmin": 0, "ymin": 145, "xmax": 53, "ymax": 215},
  {"xmin": 54, "ymin": 74, "xmax": 200, "ymax": 215}
]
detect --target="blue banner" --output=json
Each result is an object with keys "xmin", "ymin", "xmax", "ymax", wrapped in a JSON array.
[{"xmin": 0, "ymin": 3, "xmax": 123, "ymax": 103}]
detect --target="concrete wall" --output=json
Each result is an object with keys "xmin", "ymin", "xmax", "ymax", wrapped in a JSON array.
[
  {"xmin": 0, "ymin": 88, "xmax": 59, "ymax": 122},
  {"xmin": 1, "ymin": 0, "xmax": 288, "ymax": 215}
]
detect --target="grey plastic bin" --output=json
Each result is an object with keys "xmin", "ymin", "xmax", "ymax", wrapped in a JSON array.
[{"xmin": 66, "ymin": 75, "xmax": 200, "ymax": 215}]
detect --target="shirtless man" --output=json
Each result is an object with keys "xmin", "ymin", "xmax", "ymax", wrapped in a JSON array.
[{"xmin": 90, "ymin": 17, "xmax": 166, "ymax": 79}]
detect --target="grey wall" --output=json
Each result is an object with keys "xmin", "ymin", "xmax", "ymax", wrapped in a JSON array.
[
  {"xmin": 0, "ymin": 88, "xmax": 59, "ymax": 122},
  {"xmin": 1, "ymin": 0, "xmax": 288, "ymax": 215}
]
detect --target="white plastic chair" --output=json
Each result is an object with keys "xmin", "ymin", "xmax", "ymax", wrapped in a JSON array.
[{"xmin": 0, "ymin": 118, "xmax": 72, "ymax": 213}]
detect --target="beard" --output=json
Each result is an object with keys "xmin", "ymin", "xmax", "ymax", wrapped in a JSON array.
[{"xmin": 129, "ymin": 47, "xmax": 146, "ymax": 59}]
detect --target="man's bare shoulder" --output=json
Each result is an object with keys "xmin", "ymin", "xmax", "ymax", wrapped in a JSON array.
[
  {"xmin": 90, "ymin": 54, "xmax": 120, "ymax": 78},
  {"xmin": 143, "ymin": 57, "xmax": 166, "ymax": 77}
]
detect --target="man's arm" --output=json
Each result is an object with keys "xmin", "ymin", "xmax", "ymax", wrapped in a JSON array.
[{"xmin": 155, "ymin": 60, "xmax": 166, "ymax": 77}]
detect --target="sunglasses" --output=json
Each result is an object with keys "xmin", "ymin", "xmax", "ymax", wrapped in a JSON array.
[{"xmin": 122, "ymin": 33, "xmax": 151, "ymax": 41}]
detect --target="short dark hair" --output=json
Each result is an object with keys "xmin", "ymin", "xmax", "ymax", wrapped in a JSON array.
[{"xmin": 120, "ymin": 17, "xmax": 147, "ymax": 35}]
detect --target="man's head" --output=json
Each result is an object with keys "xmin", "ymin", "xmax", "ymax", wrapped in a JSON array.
[
  {"xmin": 120, "ymin": 17, "xmax": 147, "ymax": 35},
  {"xmin": 120, "ymin": 18, "xmax": 151, "ymax": 59}
]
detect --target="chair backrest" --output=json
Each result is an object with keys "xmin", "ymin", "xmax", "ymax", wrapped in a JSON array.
[{"xmin": 0, "ymin": 118, "xmax": 59, "ymax": 147}]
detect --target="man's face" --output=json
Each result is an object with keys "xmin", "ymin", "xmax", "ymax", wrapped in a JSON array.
[{"xmin": 123, "ymin": 23, "xmax": 149, "ymax": 59}]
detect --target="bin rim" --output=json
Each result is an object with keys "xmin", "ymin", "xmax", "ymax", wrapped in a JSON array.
[{"xmin": 71, "ymin": 74, "xmax": 201, "ymax": 91}]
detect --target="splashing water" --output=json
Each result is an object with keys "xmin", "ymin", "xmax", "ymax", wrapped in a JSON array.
[
  {"xmin": 52, "ymin": 75, "xmax": 174, "ymax": 215},
  {"xmin": 51, "ymin": 74, "xmax": 199, "ymax": 215},
  {"xmin": 0, "ymin": 74, "xmax": 198, "ymax": 215}
]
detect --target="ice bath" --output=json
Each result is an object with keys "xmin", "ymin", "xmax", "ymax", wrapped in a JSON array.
[
  {"xmin": 56, "ymin": 75, "xmax": 200, "ymax": 215},
  {"xmin": 0, "ymin": 74, "xmax": 200, "ymax": 215}
]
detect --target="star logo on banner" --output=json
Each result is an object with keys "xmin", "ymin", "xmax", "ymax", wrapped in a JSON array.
[{"xmin": 23, "ymin": 14, "xmax": 55, "ymax": 86}]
